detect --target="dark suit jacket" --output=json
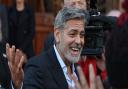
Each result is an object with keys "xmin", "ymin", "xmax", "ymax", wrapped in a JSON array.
[
  {"xmin": 8, "ymin": 5, "xmax": 35, "ymax": 58},
  {"xmin": 23, "ymin": 46, "xmax": 78, "ymax": 89},
  {"xmin": 0, "ymin": 46, "xmax": 11, "ymax": 89},
  {"xmin": 0, "ymin": 4, "xmax": 8, "ymax": 50}
]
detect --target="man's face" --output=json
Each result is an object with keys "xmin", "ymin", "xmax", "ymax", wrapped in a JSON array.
[
  {"xmin": 55, "ymin": 19, "xmax": 85, "ymax": 63},
  {"xmin": 64, "ymin": 0, "xmax": 87, "ymax": 10},
  {"xmin": 16, "ymin": 0, "xmax": 24, "ymax": 4}
]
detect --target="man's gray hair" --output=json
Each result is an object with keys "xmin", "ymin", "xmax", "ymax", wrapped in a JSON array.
[{"xmin": 54, "ymin": 7, "xmax": 89, "ymax": 29}]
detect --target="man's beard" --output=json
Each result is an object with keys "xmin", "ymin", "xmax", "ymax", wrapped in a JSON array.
[
  {"xmin": 65, "ymin": 51, "xmax": 81, "ymax": 63},
  {"xmin": 59, "ymin": 42, "xmax": 83, "ymax": 63}
]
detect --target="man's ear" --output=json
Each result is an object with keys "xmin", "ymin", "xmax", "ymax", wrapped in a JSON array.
[{"xmin": 54, "ymin": 28, "xmax": 61, "ymax": 44}]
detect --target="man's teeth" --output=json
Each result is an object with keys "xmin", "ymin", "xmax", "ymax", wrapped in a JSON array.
[{"xmin": 72, "ymin": 48, "xmax": 79, "ymax": 51}]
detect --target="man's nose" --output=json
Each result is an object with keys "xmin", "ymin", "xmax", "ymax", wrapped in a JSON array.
[{"xmin": 75, "ymin": 35, "xmax": 81, "ymax": 44}]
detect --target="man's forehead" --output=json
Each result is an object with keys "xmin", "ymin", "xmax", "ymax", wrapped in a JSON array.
[
  {"xmin": 64, "ymin": 0, "xmax": 85, "ymax": 4},
  {"xmin": 71, "ymin": 0, "xmax": 85, "ymax": 2},
  {"xmin": 64, "ymin": 19, "xmax": 85, "ymax": 30}
]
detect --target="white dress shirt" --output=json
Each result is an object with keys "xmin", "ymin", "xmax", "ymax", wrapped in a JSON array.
[{"xmin": 54, "ymin": 45, "xmax": 78, "ymax": 89}]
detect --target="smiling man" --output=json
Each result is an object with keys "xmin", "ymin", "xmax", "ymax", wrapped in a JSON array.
[
  {"xmin": 55, "ymin": 18, "xmax": 85, "ymax": 64},
  {"xmin": 21, "ymin": 7, "xmax": 89, "ymax": 89}
]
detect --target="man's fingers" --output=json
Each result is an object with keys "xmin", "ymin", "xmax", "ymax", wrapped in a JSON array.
[
  {"xmin": 6, "ymin": 44, "xmax": 16, "ymax": 65},
  {"xmin": 15, "ymin": 49, "xmax": 21, "ymax": 66},
  {"xmin": 18, "ymin": 56, "xmax": 25, "ymax": 69},
  {"xmin": 101, "ymin": 53, "xmax": 105, "ymax": 61},
  {"xmin": 89, "ymin": 64, "xmax": 96, "ymax": 89},
  {"xmin": 96, "ymin": 76, "xmax": 104, "ymax": 89},
  {"xmin": 6, "ymin": 43, "xmax": 10, "ymax": 57},
  {"xmin": 8, "ymin": 62, "xmax": 13, "ymax": 72},
  {"xmin": 71, "ymin": 74, "xmax": 81, "ymax": 89},
  {"xmin": 77, "ymin": 66, "xmax": 89, "ymax": 89},
  {"xmin": 20, "ymin": 51, "xmax": 27, "ymax": 63},
  {"xmin": 10, "ymin": 45, "xmax": 16, "ymax": 64}
]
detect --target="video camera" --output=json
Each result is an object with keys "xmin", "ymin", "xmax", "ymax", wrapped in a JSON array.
[{"xmin": 81, "ymin": 10, "xmax": 110, "ymax": 56}]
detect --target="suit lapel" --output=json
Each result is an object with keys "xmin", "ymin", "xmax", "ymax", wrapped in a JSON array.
[{"xmin": 47, "ymin": 47, "xmax": 68, "ymax": 89}]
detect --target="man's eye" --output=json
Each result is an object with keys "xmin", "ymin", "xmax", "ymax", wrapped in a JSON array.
[
  {"xmin": 79, "ymin": 2, "xmax": 83, "ymax": 5},
  {"xmin": 80, "ymin": 33, "xmax": 85, "ymax": 38},
  {"xmin": 80, "ymin": 35, "xmax": 84, "ymax": 38},
  {"xmin": 69, "ymin": 33, "xmax": 75, "ymax": 37}
]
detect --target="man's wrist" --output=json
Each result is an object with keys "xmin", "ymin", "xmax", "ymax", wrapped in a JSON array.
[{"xmin": 11, "ymin": 81, "xmax": 23, "ymax": 89}]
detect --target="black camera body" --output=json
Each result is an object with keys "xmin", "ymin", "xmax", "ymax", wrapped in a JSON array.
[{"xmin": 81, "ymin": 12, "xmax": 106, "ymax": 56}]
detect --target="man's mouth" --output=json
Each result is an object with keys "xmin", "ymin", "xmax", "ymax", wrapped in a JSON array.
[{"xmin": 70, "ymin": 47, "xmax": 81, "ymax": 56}]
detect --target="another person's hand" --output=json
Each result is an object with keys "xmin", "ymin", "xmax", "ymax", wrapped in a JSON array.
[
  {"xmin": 6, "ymin": 43, "xmax": 27, "ymax": 89},
  {"xmin": 72, "ymin": 64, "xmax": 104, "ymax": 89},
  {"xmin": 96, "ymin": 53, "xmax": 106, "ymax": 71}
]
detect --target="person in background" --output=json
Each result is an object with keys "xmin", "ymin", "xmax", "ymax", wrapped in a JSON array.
[
  {"xmin": 64, "ymin": 0, "xmax": 87, "ymax": 10},
  {"xmin": 0, "ymin": 3, "xmax": 8, "ymax": 49},
  {"xmin": 105, "ymin": 14, "xmax": 128, "ymax": 89},
  {"xmin": 0, "ymin": 3, "xmax": 10, "ymax": 89},
  {"xmin": 8, "ymin": 0, "xmax": 35, "ymax": 59},
  {"xmin": 117, "ymin": 0, "xmax": 128, "ymax": 27},
  {"xmin": 105, "ymin": 0, "xmax": 128, "ymax": 88}
]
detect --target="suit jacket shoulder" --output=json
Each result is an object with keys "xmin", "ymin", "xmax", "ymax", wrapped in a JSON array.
[{"xmin": 23, "ymin": 47, "xmax": 68, "ymax": 89}]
